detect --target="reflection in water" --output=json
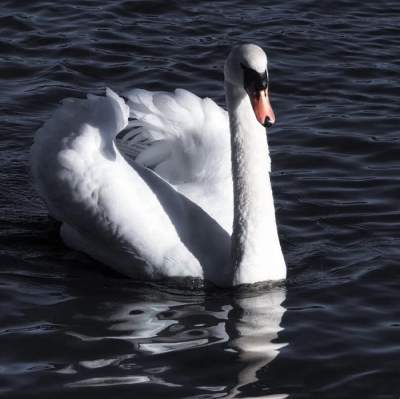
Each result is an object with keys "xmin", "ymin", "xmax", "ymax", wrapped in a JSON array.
[
  {"xmin": 63, "ymin": 287, "xmax": 287, "ymax": 398},
  {"xmin": 227, "ymin": 290, "xmax": 287, "ymax": 398}
]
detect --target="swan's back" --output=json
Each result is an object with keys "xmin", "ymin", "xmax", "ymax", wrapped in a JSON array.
[{"xmin": 30, "ymin": 88, "xmax": 231, "ymax": 283}]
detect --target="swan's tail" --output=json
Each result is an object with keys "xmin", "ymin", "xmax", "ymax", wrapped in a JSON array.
[
  {"xmin": 30, "ymin": 88, "xmax": 129, "ymax": 220},
  {"xmin": 117, "ymin": 88, "xmax": 229, "ymax": 185}
]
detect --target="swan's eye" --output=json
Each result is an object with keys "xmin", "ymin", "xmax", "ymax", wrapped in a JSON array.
[{"xmin": 240, "ymin": 63, "xmax": 269, "ymax": 92}]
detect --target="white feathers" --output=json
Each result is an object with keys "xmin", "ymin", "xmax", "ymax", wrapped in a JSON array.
[
  {"xmin": 31, "ymin": 88, "xmax": 231, "ymax": 283},
  {"xmin": 116, "ymin": 88, "xmax": 234, "ymax": 234},
  {"xmin": 122, "ymin": 89, "xmax": 230, "ymax": 185}
]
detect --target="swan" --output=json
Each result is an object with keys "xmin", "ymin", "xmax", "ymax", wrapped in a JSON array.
[{"xmin": 30, "ymin": 44, "xmax": 286, "ymax": 287}]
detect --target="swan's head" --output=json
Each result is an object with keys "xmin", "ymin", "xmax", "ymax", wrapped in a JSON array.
[{"xmin": 225, "ymin": 44, "xmax": 275, "ymax": 128}]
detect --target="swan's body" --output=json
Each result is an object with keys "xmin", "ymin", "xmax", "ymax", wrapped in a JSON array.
[{"xmin": 30, "ymin": 44, "xmax": 286, "ymax": 287}]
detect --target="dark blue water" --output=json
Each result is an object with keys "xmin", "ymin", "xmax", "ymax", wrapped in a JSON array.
[{"xmin": 2, "ymin": 1, "xmax": 400, "ymax": 398}]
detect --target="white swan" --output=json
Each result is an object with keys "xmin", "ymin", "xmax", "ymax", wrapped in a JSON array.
[{"xmin": 30, "ymin": 44, "xmax": 286, "ymax": 287}]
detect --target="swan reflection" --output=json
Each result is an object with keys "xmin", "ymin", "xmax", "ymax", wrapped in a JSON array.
[
  {"xmin": 226, "ymin": 289, "xmax": 287, "ymax": 398},
  {"xmin": 64, "ymin": 286, "xmax": 287, "ymax": 398}
]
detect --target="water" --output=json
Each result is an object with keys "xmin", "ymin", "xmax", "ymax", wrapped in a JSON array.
[{"xmin": 1, "ymin": 0, "xmax": 400, "ymax": 397}]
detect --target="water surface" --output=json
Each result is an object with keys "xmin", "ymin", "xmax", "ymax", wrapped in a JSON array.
[{"xmin": 1, "ymin": 1, "xmax": 400, "ymax": 398}]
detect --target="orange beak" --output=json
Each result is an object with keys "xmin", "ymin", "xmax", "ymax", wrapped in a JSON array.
[{"xmin": 249, "ymin": 88, "xmax": 275, "ymax": 127}]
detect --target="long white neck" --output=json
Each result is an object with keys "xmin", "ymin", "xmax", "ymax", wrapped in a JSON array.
[{"xmin": 224, "ymin": 81, "xmax": 286, "ymax": 286}]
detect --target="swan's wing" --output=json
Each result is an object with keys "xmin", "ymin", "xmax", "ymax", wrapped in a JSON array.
[
  {"xmin": 117, "ymin": 89, "xmax": 233, "ymax": 233},
  {"xmin": 30, "ymin": 89, "xmax": 230, "ymax": 282},
  {"xmin": 30, "ymin": 88, "xmax": 129, "ymax": 222}
]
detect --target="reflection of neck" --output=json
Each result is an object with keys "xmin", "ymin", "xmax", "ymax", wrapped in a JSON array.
[
  {"xmin": 226, "ymin": 289, "xmax": 288, "ymax": 399},
  {"xmin": 224, "ymin": 81, "xmax": 285, "ymax": 286}
]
